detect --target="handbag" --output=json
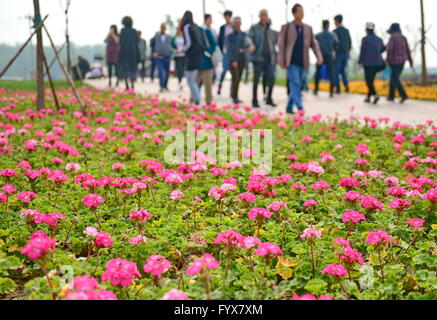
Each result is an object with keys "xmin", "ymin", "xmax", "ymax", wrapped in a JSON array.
[{"xmin": 202, "ymin": 28, "xmax": 222, "ymax": 67}]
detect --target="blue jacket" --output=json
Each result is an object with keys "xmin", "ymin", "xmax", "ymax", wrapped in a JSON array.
[
  {"xmin": 218, "ymin": 24, "xmax": 227, "ymax": 52},
  {"xmin": 226, "ymin": 31, "xmax": 251, "ymax": 64},
  {"xmin": 199, "ymin": 28, "xmax": 217, "ymax": 71},
  {"xmin": 359, "ymin": 32, "xmax": 386, "ymax": 67},
  {"xmin": 248, "ymin": 23, "xmax": 277, "ymax": 64},
  {"xmin": 315, "ymin": 30, "xmax": 338, "ymax": 58}
]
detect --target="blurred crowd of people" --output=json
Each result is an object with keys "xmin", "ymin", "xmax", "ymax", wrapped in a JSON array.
[{"xmin": 99, "ymin": 3, "xmax": 413, "ymax": 113}]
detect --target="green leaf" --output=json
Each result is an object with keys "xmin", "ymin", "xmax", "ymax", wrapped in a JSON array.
[
  {"xmin": 304, "ymin": 278, "xmax": 327, "ymax": 295},
  {"xmin": 0, "ymin": 277, "xmax": 16, "ymax": 295}
]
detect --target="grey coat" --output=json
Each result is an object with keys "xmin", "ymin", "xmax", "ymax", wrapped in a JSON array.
[
  {"xmin": 249, "ymin": 23, "xmax": 277, "ymax": 65},
  {"xmin": 153, "ymin": 33, "xmax": 173, "ymax": 58}
]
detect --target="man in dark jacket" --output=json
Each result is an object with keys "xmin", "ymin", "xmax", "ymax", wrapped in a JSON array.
[
  {"xmin": 249, "ymin": 9, "xmax": 277, "ymax": 108},
  {"xmin": 227, "ymin": 17, "xmax": 254, "ymax": 104},
  {"xmin": 217, "ymin": 10, "xmax": 233, "ymax": 95},
  {"xmin": 119, "ymin": 16, "xmax": 140, "ymax": 90},
  {"xmin": 314, "ymin": 20, "xmax": 338, "ymax": 97},
  {"xmin": 359, "ymin": 23, "xmax": 386, "ymax": 104},
  {"xmin": 333, "ymin": 14, "xmax": 352, "ymax": 94}
]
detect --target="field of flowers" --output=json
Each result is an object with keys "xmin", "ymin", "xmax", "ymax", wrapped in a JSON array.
[
  {"xmin": 309, "ymin": 80, "xmax": 437, "ymax": 102},
  {"xmin": 0, "ymin": 86, "xmax": 436, "ymax": 301}
]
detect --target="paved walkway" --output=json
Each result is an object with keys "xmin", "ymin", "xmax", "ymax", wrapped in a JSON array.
[{"xmin": 87, "ymin": 78, "xmax": 437, "ymax": 125}]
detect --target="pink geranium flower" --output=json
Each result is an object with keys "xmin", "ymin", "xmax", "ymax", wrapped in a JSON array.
[
  {"xmin": 300, "ymin": 228, "xmax": 322, "ymax": 241},
  {"xmin": 248, "ymin": 208, "xmax": 272, "ymax": 221},
  {"xmin": 186, "ymin": 253, "xmax": 219, "ymax": 276},
  {"xmin": 20, "ymin": 237, "xmax": 56, "ymax": 259},
  {"xmin": 323, "ymin": 264, "xmax": 348, "ymax": 277},
  {"xmin": 365, "ymin": 230, "xmax": 392, "ymax": 245},
  {"xmin": 143, "ymin": 255, "xmax": 171, "ymax": 279},
  {"xmin": 255, "ymin": 242, "xmax": 282, "ymax": 257},
  {"xmin": 101, "ymin": 258, "xmax": 141, "ymax": 287},
  {"xmin": 405, "ymin": 218, "xmax": 425, "ymax": 229},
  {"xmin": 342, "ymin": 210, "xmax": 366, "ymax": 224},
  {"xmin": 82, "ymin": 193, "xmax": 105, "ymax": 208},
  {"xmin": 161, "ymin": 289, "xmax": 191, "ymax": 300},
  {"xmin": 94, "ymin": 232, "xmax": 113, "ymax": 248}
]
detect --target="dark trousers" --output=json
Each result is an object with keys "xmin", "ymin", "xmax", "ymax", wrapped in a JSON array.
[
  {"xmin": 334, "ymin": 52, "xmax": 349, "ymax": 90},
  {"xmin": 253, "ymin": 58, "xmax": 274, "ymax": 104},
  {"xmin": 139, "ymin": 59, "xmax": 146, "ymax": 81},
  {"xmin": 107, "ymin": 62, "xmax": 119, "ymax": 86},
  {"xmin": 389, "ymin": 63, "xmax": 407, "ymax": 99},
  {"xmin": 174, "ymin": 56, "xmax": 186, "ymax": 84},
  {"xmin": 364, "ymin": 66, "xmax": 380, "ymax": 96},
  {"xmin": 150, "ymin": 57, "xmax": 156, "ymax": 81},
  {"xmin": 230, "ymin": 55, "xmax": 245, "ymax": 102},
  {"xmin": 156, "ymin": 57, "xmax": 170, "ymax": 89},
  {"xmin": 314, "ymin": 55, "xmax": 334, "ymax": 95}
]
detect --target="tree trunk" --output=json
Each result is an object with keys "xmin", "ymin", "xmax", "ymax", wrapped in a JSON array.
[{"xmin": 33, "ymin": 0, "xmax": 45, "ymax": 110}]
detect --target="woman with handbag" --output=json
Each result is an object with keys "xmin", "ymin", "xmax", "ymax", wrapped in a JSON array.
[{"xmin": 358, "ymin": 22, "xmax": 386, "ymax": 104}]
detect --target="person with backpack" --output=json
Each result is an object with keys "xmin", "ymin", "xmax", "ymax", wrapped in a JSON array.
[
  {"xmin": 249, "ymin": 9, "xmax": 278, "ymax": 108},
  {"xmin": 180, "ymin": 11, "xmax": 204, "ymax": 105},
  {"xmin": 386, "ymin": 23, "xmax": 413, "ymax": 103},
  {"xmin": 314, "ymin": 20, "xmax": 339, "ymax": 98},
  {"xmin": 227, "ymin": 17, "xmax": 254, "ymax": 105},
  {"xmin": 196, "ymin": 14, "xmax": 218, "ymax": 105},
  {"xmin": 333, "ymin": 14, "xmax": 352, "ymax": 94},
  {"xmin": 358, "ymin": 22, "xmax": 386, "ymax": 104}
]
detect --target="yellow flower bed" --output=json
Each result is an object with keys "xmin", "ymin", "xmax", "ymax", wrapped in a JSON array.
[{"xmin": 309, "ymin": 80, "xmax": 437, "ymax": 102}]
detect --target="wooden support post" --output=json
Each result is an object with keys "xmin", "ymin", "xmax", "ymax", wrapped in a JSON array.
[
  {"xmin": 0, "ymin": 15, "xmax": 48, "ymax": 79},
  {"xmin": 42, "ymin": 53, "xmax": 60, "ymax": 110},
  {"xmin": 33, "ymin": 0, "xmax": 45, "ymax": 110},
  {"xmin": 42, "ymin": 23, "xmax": 87, "ymax": 115},
  {"xmin": 420, "ymin": 0, "xmax": 428, "ymax": 86}
]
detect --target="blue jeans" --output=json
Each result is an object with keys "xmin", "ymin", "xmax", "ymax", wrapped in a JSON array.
[
  {"xmin": 334, "ymin": 52, "xmax": 349, "ymax": 89},
  {"xmin": 186, "ymin": 70, "xmax": 200, "ymax": 103},
  {"xmin": 287, "ymin": 64, "xmax": 305, "ymax": 113},
  {"xmin": 156, "ymin": 57, "xmax": 170, "ymax": 89},
  {"xmin": 218, "ymin": 53, "xmax": 230, "ymax": 89}
]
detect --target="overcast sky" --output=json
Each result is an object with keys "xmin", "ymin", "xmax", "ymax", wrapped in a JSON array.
[{"xmin": 1, "ymin": 0, "xmax": 436, "ymax": 66}]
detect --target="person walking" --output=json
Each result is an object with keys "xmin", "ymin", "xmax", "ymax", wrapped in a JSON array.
[
  {"xmin": 138, "ymin": 31, "xmax": 147, "ymax": 83},
  {"xmin": 173, "ymin": 30, "xmax": 186, "ymax": 91},
  {"xmin": 119, "ymin": 16, "xmax": 140, "ymax": 90},
  {"xmin": 217, "ymin": 10, "xmax": 234, "ymax": 96},
  {"xmin": 150, "ymin": 36, "xmax": 157, "ymax": 82},
  {"xmin": 227, "ymin": 17, "xmax": 254, "ymax": 104},
  {"xmin": 196, "ymin": 15, "xmax": 218, "ymax": 105},
  {"xmin": 333, "ymin": 14, "xmax": 352, "ymax": 93},
  {"xmin": 249, "ymin": 9, "xmax": 278, "ymax": 108},
  {"xmin": 386, "ymin": 23, "xmax": 413, "ymax": 103},
  {"xmin": 105, "ymin": 25, "xmax": 120, "ymax": 87},
  {"xmin": 153, "ymin": 24, "xmax": 173, "ymax": 92},
  {"xmin": 358, "ymin": 22, "xmax": 386, "ymax": 104},
  {"xmin": 277, "ymin": 3, "xmax": 323, "ymax": 114},
  {"xmin": 314, "ymin": 20, "xmax": 338, "ymax": 98},
  {"xmin": 180, "ymin": 11, "xmax": 205, "ymax": 105}
]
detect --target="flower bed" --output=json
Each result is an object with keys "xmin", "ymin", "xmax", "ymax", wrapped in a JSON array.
[
  {"xmin": 0, "ymin": 86, "xmax": 436, "ymax": 300},
  {"xmin": 309, "ymin": 80, "xmax": 437, "ymax": 102}
]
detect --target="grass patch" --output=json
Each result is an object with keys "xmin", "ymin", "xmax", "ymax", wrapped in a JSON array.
[{"xmin": 0, "ymin": 80, "xmax": 90, "ymax": 92}]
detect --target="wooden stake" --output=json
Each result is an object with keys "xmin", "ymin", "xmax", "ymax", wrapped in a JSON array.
[
  {"xmin": 0, "ymin": 15, "xmax": 48, "ymax": 79},
  {"xmin": 42, "ymin": 23, "xmax": 87, "ymax": 115},
  {"xmin": 420, "ymin": 0, "xmax": 428, "ymax": 86},
  {"xmin": 33, "ymin": 0, "xmax": 45, "ymax": 110},
  {"xmin": 42, "ymin": 53, "xmax": 60, "ymax": 110}
]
